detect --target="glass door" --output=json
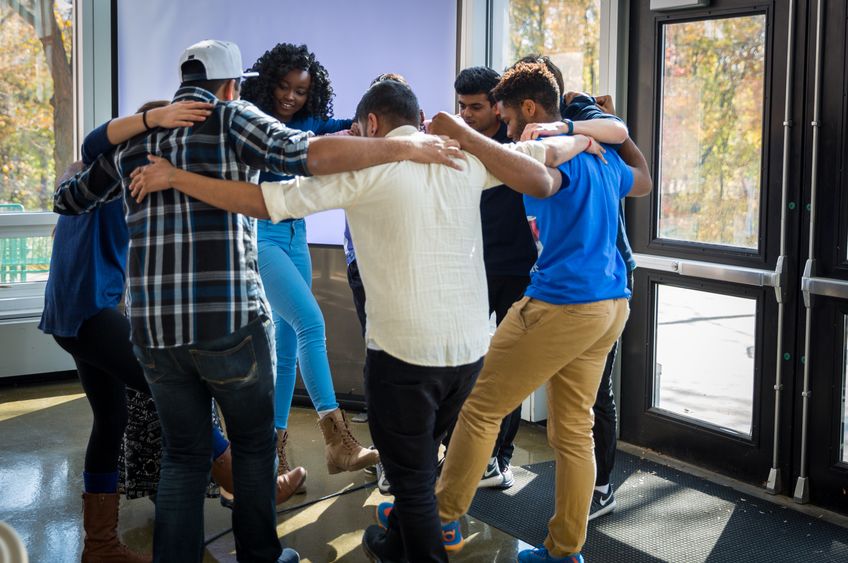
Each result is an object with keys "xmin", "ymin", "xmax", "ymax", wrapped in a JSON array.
[
  {"xmin": 621, "ymin": 0, "xmax": 799, "ymax": 486},
  {"xmin": 794, "ymin": 0, "xmax": 848, "ymax": 513}
]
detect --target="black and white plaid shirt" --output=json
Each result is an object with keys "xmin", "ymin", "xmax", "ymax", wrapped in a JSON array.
[{"xmin": 54, "ymin": 87, "xmax": 311, "ymax": 348}]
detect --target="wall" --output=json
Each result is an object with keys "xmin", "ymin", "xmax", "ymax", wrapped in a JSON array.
[{"xmin": 116, "ymin": 0, "xmax": 458, "ymax": 244}]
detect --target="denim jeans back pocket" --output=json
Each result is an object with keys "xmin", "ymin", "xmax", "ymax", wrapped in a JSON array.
[{"xmin": 190, "ymin": 334, "xmax": 258, "ymax": 389}]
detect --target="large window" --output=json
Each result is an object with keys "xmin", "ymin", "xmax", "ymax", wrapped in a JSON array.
[
  {"xmin": 0, "ymin": 0, "xmax": 74, "ymax": 286},
  {"xmin": 653, "ymin": 284, "xmax": 756, "ymax": 436},
  {"xmin": 491, "ymin": 0, "xmax": 601, "ymax": 94},
  {"xmin": 656, "ymin": 15, "xmax": 766, "ymax": 250}
]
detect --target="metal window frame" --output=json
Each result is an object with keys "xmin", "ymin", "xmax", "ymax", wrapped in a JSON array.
[{"xmin": 0, "ymin": 0, "xmax": 114, "ymax": 319}]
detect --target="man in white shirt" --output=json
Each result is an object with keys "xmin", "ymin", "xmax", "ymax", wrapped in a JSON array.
[{"xmin": 127, "ymin": 79, "xmax": 599, "ymax": 562}]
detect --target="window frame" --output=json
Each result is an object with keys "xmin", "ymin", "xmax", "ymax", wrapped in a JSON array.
[{"xmin": 0, "ymin": 0, "xmax": 114, "ymax": 319}]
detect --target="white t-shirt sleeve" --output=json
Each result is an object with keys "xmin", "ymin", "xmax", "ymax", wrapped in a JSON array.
[{"xmin": 260, "ymin": 171, "xmax": 368, "ymax": 223}]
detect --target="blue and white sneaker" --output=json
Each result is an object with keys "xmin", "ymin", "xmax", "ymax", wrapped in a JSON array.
[
  {"xmin": 375, "ymin": 502, "xmax": 464, "ymax": 552},
  {"xmin": 375, "ymin": 501, "xmax": 393, "ymax": 529},
  {"xmin": 518, "ymin": 547, "xmax": 584, "ymax": 562}
]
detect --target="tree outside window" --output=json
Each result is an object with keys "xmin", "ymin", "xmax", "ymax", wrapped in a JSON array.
[
  {"xmin": 497, "ymin": 0, "xmax": 601, "ymax": 95},
  {"xmin": 0, "ymin": 0, "xmax": 73, "ymax": 214}
]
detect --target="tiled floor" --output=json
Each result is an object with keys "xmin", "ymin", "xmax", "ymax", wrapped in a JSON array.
[{"xmin": 0, "ymin": 380, "xmax": 554, "ymax": 562}]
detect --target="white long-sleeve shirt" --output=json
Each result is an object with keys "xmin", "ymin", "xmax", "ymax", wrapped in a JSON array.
[{"xmin": 260, "ymin": 125, "xmax": 545, "ymax": 367}]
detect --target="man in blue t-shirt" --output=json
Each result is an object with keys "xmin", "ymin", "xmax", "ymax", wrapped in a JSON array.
[
  {"xmin": 518, "ymin": 54, "xmax": 654, "ymax": 522},
  {"xmin": 433, "ymin": 62, "xmax": 651, "ymax": 563}
]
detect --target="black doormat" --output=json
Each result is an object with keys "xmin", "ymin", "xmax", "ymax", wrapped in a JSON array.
[{"xmin": 467, "ymin": 451, "xmax": 848, "ymax": 562}]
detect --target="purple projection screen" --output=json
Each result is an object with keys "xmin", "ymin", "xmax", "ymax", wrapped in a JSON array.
[{"xmin": 117, "ymin": 0, "xmax": 457, "ymax": 244}]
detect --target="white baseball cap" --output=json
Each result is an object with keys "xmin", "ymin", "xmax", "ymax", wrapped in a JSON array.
[{"xmin": 179, "ymin": 39, "xmax": 259, "ymax": 82}]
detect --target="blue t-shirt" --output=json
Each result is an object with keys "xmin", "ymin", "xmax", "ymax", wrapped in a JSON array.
[
  {"xmin": 562, "ymin": 95, "xmax": 637, "ymax": 273},
  {"xmin": 523, "ymin": 148, "xmax": 633, "ymax": 305},
  {"xmin": 39, "ymin": 122, "xmax": 128, "ymax": 337}
]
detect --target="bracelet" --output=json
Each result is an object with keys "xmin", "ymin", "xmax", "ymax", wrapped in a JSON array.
[
  {"xmin": 586, "ymin": 137, "xmax": 593, "ymax": 151},
  {"xmin": 565, "ymin": 119, "xmax": 574, "ymax": 135},
  {"xmin": 142, "ymin": 110, "xmax": 151, "ymax": 131}
]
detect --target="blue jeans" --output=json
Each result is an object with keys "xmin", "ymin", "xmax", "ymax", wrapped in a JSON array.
[
  {"xmin": 134, "ymin": 316, "xmax": 282, "ymax": 563},
  {"xmin": 258, "ymin": 219, "xmax": 338, "ymax": 429}
]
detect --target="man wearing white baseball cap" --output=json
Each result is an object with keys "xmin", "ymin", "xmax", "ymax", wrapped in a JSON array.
[{"xmin": 54, "ymin": 38, "xmax": 466, "ymax": 563}]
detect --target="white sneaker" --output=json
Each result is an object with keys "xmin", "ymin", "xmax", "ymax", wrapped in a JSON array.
[
  {"xmin": 478, "ymin": 457, "xmax": 512, "ymax": 489},
  {"xmin": 500, "ymin": 465, "xmax": 515, "ymax": 488},
  {"xmin": 375, "ymin": 462, "xmax": 391, "ymax": 495}
]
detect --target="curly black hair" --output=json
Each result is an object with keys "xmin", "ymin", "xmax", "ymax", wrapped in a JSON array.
[
  {"xmin": 240, "ymin": 43, "xmax": 335, "ymax": 121},
  {"xmin": 491, "ymin": 61, "xmax": 561, "ymax": 116}
]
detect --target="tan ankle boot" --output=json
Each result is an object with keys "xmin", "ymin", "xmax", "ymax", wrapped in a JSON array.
[
  {"xmin": 82, "ymin": 492, "xmax": 151, "ymax": 563},
  {"xmin": 277, "ymin": 428, "xmax": 307, "ymax": 494},
  {"xmin": 318, "ymin": 409, "xmax": 380, "ymax": 474}
]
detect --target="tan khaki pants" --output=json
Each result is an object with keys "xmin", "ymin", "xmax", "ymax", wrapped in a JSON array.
[{"xmin": 436, "ymin": 296, "xmax": 629, "ymax": 556}]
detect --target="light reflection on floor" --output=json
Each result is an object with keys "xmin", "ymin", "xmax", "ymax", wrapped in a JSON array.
[{"xmin": 0, "ymin": 380, "xmax": 554, "ymax": 562}]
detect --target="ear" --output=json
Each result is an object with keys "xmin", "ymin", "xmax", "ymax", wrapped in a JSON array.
[
  {"xmin": 219, "ymin": 79, "xmax": 237, "ymax": 101},
  {"xmin": 521, "ymin": 99, "xmax": 537, "ymax": 119},
  {"xmin": 367, "ymin": 113, "xmax": 379, "ymax": 137}
]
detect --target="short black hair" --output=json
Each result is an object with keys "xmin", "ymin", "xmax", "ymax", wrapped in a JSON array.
[
  {"xmin": 179, "ymin": 60, "xmax": 237, "ymax": 94},
  {"xmin": 354, "ymin": 80, "xmax": 420, "ymax": 129},
  {"xmin": 454, "ymin": 66, "xmax": 501, "ymax": 104},
  {"xmin": 514, "ymin": 54, "xmax": 564, "ymax": 99},
  {"xmin": 491, "ymin": 61, "xmax": 561, "ymax": 116},
  {"xmin": 240, "ymin": 43, "xmax": 335, "ymax": 121}
]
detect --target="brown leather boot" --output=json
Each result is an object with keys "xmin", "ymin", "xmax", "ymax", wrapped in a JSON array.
[
  {"xmin": 318, "ymin": 409, "xmax": 380, "ymax": 474},
  {"xmin": 211, "ymin": 445, "xmax": 234, "ymax": 492},
  {"xmin": 277, "ymin": 428, "xmax": 307, "ymax": 494},
  {"xmin": 81, "ymin": 492, "xmax": 151, "ymax": 563},
  {"xmin": 275, "ymin": 466, "xmax": 307, "ymax": 505}
]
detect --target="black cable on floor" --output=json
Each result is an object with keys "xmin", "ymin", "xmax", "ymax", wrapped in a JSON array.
[{"xmin": 203, "ymin": 480, "xmax": 378, "ymax": 546}]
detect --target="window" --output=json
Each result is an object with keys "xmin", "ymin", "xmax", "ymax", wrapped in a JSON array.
[
  {"xmin": 0, "ymin": 0, "xmax": 74, "ymax": 213},
  {"xmin": 0, "ymin": 0, "xmax": 74, "ymax": 288},
  {"xmin": 491, "ymin": 0, "xmax": 601, "ymax": 94},
  {"xmin": 656, "ymin": 15, "xmax": 767, "ymax": 250},
  {"xmin": 653, "ymin": 284, "xmax": 756, "ymax": 436}
]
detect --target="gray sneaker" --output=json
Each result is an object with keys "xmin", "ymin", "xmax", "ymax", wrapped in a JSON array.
[
  {"xmin": 478, "ymin": 457, "xmax": 512, "ymax": 489},
  {"xmin": 375, "ymin": 462, "xmax": 391, "ymax": 495},
  {"xmin": 588, "ymin": 486, "xmax": 616, "ymax": 521}
]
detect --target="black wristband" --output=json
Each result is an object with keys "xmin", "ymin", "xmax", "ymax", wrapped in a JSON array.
[
  {"xmin": 565, "ymin": 119, "xmax": 574, "ymax": 135},
  {"xmin": 142, "ymin": 110, "xmax": 151, "ymax": 131}
]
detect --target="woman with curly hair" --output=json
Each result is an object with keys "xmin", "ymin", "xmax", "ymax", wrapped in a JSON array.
[{"xmin": 241, "ymin": 43, "xmax": 379, "ymax": 486}]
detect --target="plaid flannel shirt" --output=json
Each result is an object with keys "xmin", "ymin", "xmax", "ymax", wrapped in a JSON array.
[{"xmin": 54, "ymin": 87, "xmax": 311, "ymax": 348}]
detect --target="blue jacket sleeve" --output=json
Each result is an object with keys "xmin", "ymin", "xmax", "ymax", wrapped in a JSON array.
[
  {"xmin": 313, "ymin": 117, "xmax": 354, "ymax": 135},
  {"xmin": 80, "ymin": 121, "xmax": 115, "ymax": 165}
]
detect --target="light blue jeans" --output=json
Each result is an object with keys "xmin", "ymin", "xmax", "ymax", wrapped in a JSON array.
[{"xmin": 258, "ymin": 218, "xmax": 338, "ymax": 429}]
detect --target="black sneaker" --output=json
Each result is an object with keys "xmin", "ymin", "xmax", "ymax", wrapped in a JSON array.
[
  {"xmin": 587, "ymin": 486, "xmax": 616, "ymax": 521},
  {"xmin": 362, "ymin": 524, "xmax": 408, "ymax": 562}
]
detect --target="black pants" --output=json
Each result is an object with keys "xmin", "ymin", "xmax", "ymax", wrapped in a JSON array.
[
  {"xmin": 365, "ymin": 350, "xmax": 483, "ymax": 563},
  {"xmin": 347, "ymin": 259, "xmax": 367, "ymax": 337},
  {"xmin": 593, "ymin": 340, "xmax": 618, "ymax": 486},
  {"xmin": 53, "ymin": 308, "xmax": 150, "ymax": 475},
  {"xmin": 442, "ymin": 274, "xmax": 528, "ymax": 468},
  {"xmin": 592, "ymin": 272, "xmax": 633, "ymax": 486},
  {"xmin": 486, "ymin": 274, "xmax": 530, "ymax": 468}
]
